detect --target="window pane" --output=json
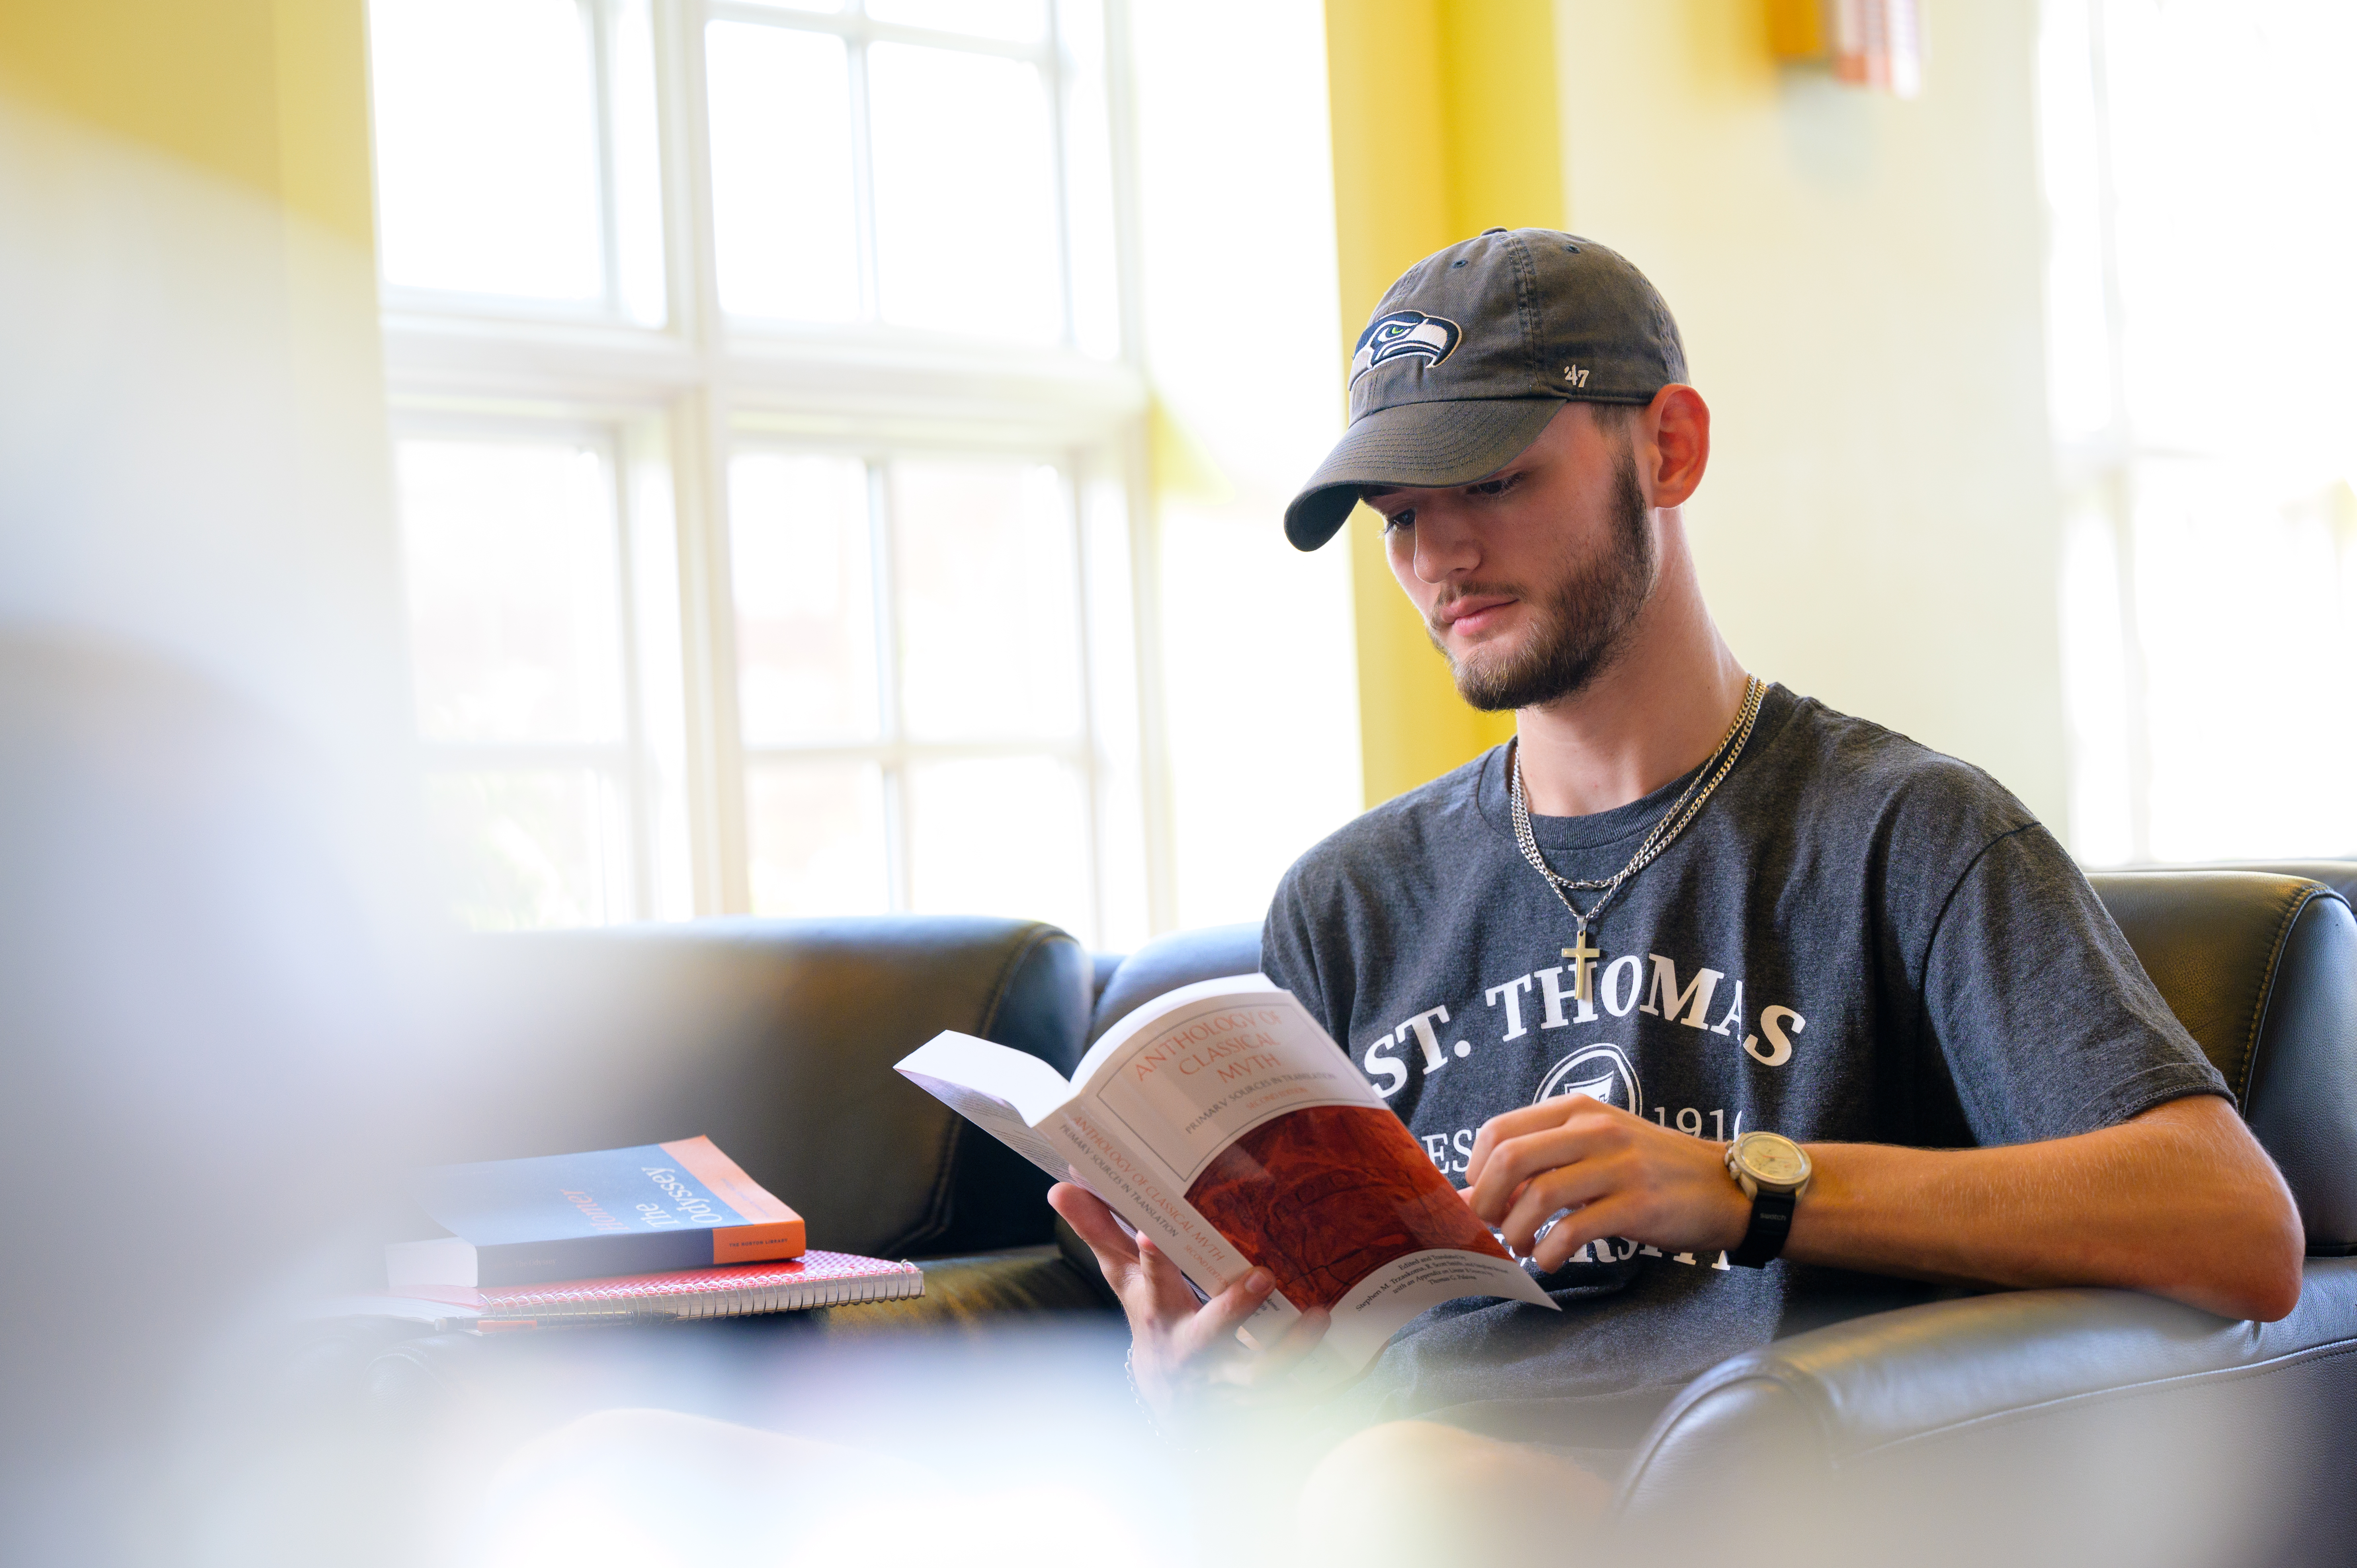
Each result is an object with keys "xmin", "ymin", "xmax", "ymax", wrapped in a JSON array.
[
  {"xmin": 610, "ymin": 0, "xmax": 670, "ymax": 325},
  {"xmin": 2100, "ymin": 1, "xmax": 2357, "ymax": 461},
  {"xmin": 369, "ymin": 0, "xmax": 605, "ymax": 301},
  {"xmin": 891, "ymin": 460, "xmax": 1080, "ymax": 740},
  {"xmin": 730, "ymin": 452, "xmax": 880, "ymax": 744},
  {"xmin": 865, "ymin": 0, "xmax": 1046, "ymax": 43},
  {"xmin": 867, "ymin": 43, "xmax": 1062, "ymax": 341},
  {"xmin": 2056, "ymin": 500, "xmax": 2134, "ymax": 867},
  {"xmin": 398, "ymin": 439, "xmax": 625, "ymax": 745},
  {"xmin": 426, "ymin": 768, "xmax": 633, "ymax": 929},
  {"xmin": 2132, "ymin": 460, "xmax": 2357, "ymax": 860},
  {"xmin": 707, "ymin": 22, "xmax": 862, "ymax": 324},
  {"xmin": 745, "ymin": 761, "xmax": 891, "ymax": 916},
  {"xmin": 905, "ymin": 757, "xmax": 1090, "ymax": 937},
  {"xmin": 1060, "ymin": 0, "xmax": 1122, "ymax": 359}
]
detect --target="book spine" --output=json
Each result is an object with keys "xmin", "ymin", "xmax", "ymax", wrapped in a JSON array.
[{"xmin": 472, "ymin": 1228, "xmax": 718, "ymax": 1287}]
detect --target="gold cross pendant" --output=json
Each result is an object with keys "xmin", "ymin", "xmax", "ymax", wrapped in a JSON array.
[{"xmin": 1563, "ymin": 929, "xmax": 1603, "ymax": 1004}]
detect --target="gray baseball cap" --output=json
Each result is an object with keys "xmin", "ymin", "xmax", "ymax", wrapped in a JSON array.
[{"xmin": 1283, "ymin": 228, "xmax": 1688, "ymax": 550}]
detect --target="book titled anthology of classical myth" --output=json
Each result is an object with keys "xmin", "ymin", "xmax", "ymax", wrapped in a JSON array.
[
  {"xmin": 387, "ymin": 1135, "xmax": 806, "ymax": 1289},
  {"xmin": 896, "ymin": 976, "xmax": 1556, "ymax": 1381}
]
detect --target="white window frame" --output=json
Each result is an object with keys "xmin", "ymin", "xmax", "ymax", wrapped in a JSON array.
[
  {"xmin": 2042, "ymin": 0, "xmax": 2357, "ymax": 867},
  {"xmin": 377, "ymin": 0, "xmax": 1171, "ymax": 941}
]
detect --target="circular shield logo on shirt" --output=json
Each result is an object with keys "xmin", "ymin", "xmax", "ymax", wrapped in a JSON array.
[{"xmin": 1534, "ymin": 1043, "xmax": 1643, "ymax": 1119}]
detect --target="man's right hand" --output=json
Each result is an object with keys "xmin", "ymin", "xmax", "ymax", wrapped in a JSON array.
[{"xmin": 1047, "ymin": 1182, "xmax": 1330, "ymax": 1430}]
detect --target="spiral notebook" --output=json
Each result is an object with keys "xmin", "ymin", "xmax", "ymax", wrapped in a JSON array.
[{"xmin": 371, "ymin": 1250, "xmax": 924, "ymax": 1331}]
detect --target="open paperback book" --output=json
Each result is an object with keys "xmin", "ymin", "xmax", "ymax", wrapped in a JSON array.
[{"xmin": 895, "ymin": 974, "xmax": 1555, "ymax": 1382}]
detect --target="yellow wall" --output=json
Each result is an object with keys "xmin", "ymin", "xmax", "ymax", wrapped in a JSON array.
[
  {"xmin": 1324, "ymin": 0, "xmax": 1565, "ymax": 807},
  {"xmin": 0, "ymin": 0, "xmax": 373, "ymax": 244},
  {"xmin": 1552, "ymin": 0, "xmax": 2068, "ymax": 824}
]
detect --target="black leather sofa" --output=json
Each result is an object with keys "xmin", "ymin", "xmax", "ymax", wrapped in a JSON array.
[{"xmin": 363, "ymin": 864, "xmax": 2357, "ymax": 1564}]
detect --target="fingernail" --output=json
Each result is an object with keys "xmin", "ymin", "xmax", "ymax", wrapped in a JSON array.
[{"xmin": 1246, "ymin": 1268, "xmax": 1273, "ymax": 1295}]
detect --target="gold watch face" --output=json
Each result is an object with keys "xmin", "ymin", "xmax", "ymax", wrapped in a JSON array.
[{"xmin": 1736, "ymin": 1133, "xmax": 1809, "ymax": 1189}]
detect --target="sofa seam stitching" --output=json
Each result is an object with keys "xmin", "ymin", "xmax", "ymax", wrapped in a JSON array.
[
  {"xmin": 915, "ymin": 922, "xmax": 1062, "ymax": 1252},
  {"xmin": 1609, "ymin": 1367, "xmax": 1841, "ymax": 1518},
  {"xmin": 2236, "ymin": 885, "xmax": 2317, "ymax": 1103},
  {"xmin": 894, "ymin": 1114, "xmax": 966, "ymax": 1257},
  {"xmin": 1836, "ymin": 1333, "xmax": 2357, "ymax": 1467},
  {"xmin": 975, "ymin": 922, "xmax": 1058, "ymax": 1042}
]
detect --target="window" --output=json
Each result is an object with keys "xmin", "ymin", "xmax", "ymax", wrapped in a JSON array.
[
  {"xmin": 371, "ymin": 0, "xmax": 1156, "ymax": 943},
  {"xmin": 2040, "ymin": 0, "xmax": 2357, "ymax": 863}
]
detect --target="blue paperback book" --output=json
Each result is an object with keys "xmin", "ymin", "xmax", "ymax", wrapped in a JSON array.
[{"xmin": 388, "ymin": 1135, "xmax": 805, "ymax": 1289}]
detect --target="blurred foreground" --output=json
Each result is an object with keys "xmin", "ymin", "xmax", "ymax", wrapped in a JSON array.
[{"xmin": 2, "ymin": 633, "xmax": 2344, "ymax": 1568}]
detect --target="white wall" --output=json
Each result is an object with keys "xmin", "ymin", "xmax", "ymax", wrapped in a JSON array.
[
  {"xmin": 0, "ymin": 92, "xmax": 413, "ymax": 842},
  {"xmin": 1131, "ymin": 0, "xmax": 1364, "ymax": 932},
  {"xmin": 1553, "ymin": 0, "xmax": 2068, "ymax": 825}
]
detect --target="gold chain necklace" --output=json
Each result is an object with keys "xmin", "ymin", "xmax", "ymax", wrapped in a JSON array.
[{"xmin": 1508, "ymin": 675, "xmax": 1767, "ymax": 1003}]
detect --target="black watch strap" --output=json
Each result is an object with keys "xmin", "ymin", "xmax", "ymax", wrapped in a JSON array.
[{"xmin": 1728, "ymin": 1188, "xmax": 1796, "ymax": 1268}]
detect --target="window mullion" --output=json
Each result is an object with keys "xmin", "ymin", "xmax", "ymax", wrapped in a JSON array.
[
  {"xmin": 676, "ymin": 0, "xmax": 725, "ymax": 353},
  {"xmin": 667, "ymin": 1, "xmax": 751, "ymax": 915},
  {"xmin": 2081, "ymin": 3, "xmax": 2150, "ymax": 864},
  {"xmin": 607, "ymin": 428, "xmax": 657, "ymax": 919},
  {"xmin": 1044, "ymin": 0, "xmax": 1077, "ymax": 349},
  {"xmin": 847, "ymin": 32, "xmax": 882, "ymax": 324},
  {"xmin": 1063, "ymin": 456, "xmax": 1104, "ymax": 946},
  {"xmin": 669, "ymin": 392, "xmax": 748, "ymax": 915},
  {"xmin": 867, "ymin": 458, "xmax": 911, "ymax": 913},
  {"xmin": 585, "ymin": 0, "xmax": 627, "ymax": 318}
]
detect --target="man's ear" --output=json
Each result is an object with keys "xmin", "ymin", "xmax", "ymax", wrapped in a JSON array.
[{"xmin": 1643, "ymin": 385, "xmax": 1710, "ymax": 509}]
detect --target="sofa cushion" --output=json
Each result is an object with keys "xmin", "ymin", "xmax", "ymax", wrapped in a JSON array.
[
  {"xmin": 1617, "ymin": 1257, "xmax": 2357, "ymax": 1560},
  {"xmin": 2090, "ymin": 873, "xmax": 2357, "ymax": 1254},
  {"xmin": 2154, "ymin": 858, "xmax": 2357, "ymax": 907},
  {"xmin": 431, "ymin": 916, "xmax": 1094, "ymax": 1260},
  {"xmin": 1088, "ymin": 921, "xmax": 1262, "ymax": 1043}
]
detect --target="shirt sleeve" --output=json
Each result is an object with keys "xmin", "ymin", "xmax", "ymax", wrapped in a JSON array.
[
  {"xmin": 1260, "ymin": 871, "xmax": 1341, "ymax": 1048},
  {"xmin": 1917, "ymin": 823, "xmax": 2230, "ymax": 1145}
]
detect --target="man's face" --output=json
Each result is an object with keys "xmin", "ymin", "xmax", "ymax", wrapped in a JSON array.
[{"xmin": 1365, "ymin": 404, "xmax": 1656, "ymax": 712}]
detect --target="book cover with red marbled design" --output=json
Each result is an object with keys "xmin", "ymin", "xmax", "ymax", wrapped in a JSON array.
[
  {"xmin": 1185, "ymin": 1103, "xmax": 1515, "ymax": 1312},
  {"xmin": 897, "ymin": 973, "xmax": 1556, "ymax": 1377}
]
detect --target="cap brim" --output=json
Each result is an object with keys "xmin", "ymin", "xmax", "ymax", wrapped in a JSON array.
[{"xmin": 1283, "ymin": 397, "xmax": 1564, "ymax": 551}]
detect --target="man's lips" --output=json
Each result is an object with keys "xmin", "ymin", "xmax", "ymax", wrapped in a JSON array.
[{"xmin": 1435, "ymin": 595, "xmax": 1518, "ymax": 635}]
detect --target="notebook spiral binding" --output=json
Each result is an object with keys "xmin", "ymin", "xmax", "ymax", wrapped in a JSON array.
[
  {"xmin": 656, "ymin": 1273, "xmax": 922, "ymax": 1321},
  {"xmin": 476, "ymin": 1253, "xmax": 925, "ymax": 1324}
]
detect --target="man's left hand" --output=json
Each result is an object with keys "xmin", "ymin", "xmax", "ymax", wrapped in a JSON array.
[{"xmin": 1462, "ymin": 1096, "xmax": 1750, "ymax": 1271}]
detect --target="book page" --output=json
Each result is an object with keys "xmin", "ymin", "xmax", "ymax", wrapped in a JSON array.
[
  {"xmin": 1072, "ymin": 982, "xmax": 1555, "ymax": 1371},
  {"xmin": 894, "ymin": 1032, "xmax": 1076, "ymax": 1125},
  {"xmin": 895, "ymin": 1066, "xmax": 1076, "ymax": 1184},
  {"xmin": 1084, "ymin": 985, "xmax": 1380, "ymax": 1184},
  {"xmin": 1043, "ymin": 1108, "xmax": 1306, "ymax": 1351},
  {"xmin": 1072, "ymin": 971, "xmax": 1280, "ymax": 1092},
  {"xmin": 893, "ymin": 1025, "xmax": 1309, "ymax": 1347},
  {"xmin": 898, "ymin": 986, "xmax": 1553, "ymax": 1379}
]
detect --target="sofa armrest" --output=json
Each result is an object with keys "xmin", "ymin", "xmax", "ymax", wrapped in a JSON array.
[{"xmin": 1616, "ymin": 1258, "xmax": 2357, "ymax": 1563}]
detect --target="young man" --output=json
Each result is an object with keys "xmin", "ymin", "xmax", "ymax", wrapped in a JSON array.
[{"xmin": 1050, "ymin": 230, "xmax": 2302, "ymax": 1537}]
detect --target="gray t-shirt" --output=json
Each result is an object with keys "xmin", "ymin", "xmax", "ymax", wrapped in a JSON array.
[{"xmin": 1261, "ymin": 684, "xmax": 2226, "ymax": 1433}]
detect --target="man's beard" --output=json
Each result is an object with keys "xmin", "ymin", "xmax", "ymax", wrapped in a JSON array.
[{"xmin": 1431, "ymin": 444, "xmax": 1656, "ymax": 712}]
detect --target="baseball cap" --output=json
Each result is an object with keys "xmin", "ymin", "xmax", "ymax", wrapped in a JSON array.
[{"xmin": 1283, "ymin": 228, "xmax": 1688, "ymax": 550}]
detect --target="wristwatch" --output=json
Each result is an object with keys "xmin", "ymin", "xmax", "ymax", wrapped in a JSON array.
[{"xmin": 1724, "ymin": 1131, "xmax": 1813, "ymax": 1268}]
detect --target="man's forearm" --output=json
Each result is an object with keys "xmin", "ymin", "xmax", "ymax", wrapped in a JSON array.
[{"xmin": 1785, "ymin": 1096, "xmax": 2305, "ymax": 1321}]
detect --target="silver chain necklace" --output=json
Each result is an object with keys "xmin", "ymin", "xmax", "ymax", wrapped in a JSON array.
[{"xmin": 1509, "ymin": 675, "xmax": 1767, "ymax": 1003}]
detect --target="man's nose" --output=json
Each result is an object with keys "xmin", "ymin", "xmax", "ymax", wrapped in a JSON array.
[{"xmin": 1411, "ymin": 506, "xmax": 1481, "ymax": 583}]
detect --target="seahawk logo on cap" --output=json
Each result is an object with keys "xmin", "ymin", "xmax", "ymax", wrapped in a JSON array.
[{"xmin": 1349, "ymin": 310, "xmax": 1461, "ymax": 384}]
